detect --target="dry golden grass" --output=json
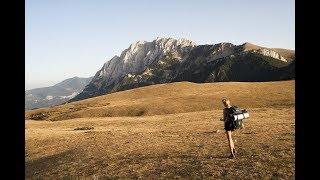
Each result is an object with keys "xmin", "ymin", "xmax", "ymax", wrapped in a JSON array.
[
  {"xmin": 243, "ymin": 42, "xmax": 264, "ymax": 51},
  {"xmin": 25, "ymin": 80, "xmax": 294, "ymax": 121},
  {"xmin": 25, "ymin": 80, "xmax": 295, "ymax": 179}
]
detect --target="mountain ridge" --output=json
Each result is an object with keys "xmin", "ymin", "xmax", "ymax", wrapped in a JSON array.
[
  {"xmin": 68, "ymin": 37, "xmax": 294, "ymax": 103},
  {"xmin": 25, "ymin": 76, "xmax": 93, "ymax": 110}
]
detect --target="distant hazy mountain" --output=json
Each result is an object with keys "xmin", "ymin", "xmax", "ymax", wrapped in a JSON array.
[
  {"xmin": 25, "ymin": 76, "xmax": 93, "ymax": 110},
  {"xmin": 69, "ymin": 37, "xmax": 294, "ymax": 103}
]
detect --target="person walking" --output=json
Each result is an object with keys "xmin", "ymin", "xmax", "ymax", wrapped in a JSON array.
[{"xmin": 221, "ymin": 98, "xmax": 237, "ymax": 158}]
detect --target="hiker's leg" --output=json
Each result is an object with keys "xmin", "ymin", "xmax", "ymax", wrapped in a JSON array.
[
  {"xmin": 232, "ymin": 130, "xmax": 237, "ymax": 143},
  {"xmin": 226, "ymin": 130, "xmax": 234, "ymax": 156}
]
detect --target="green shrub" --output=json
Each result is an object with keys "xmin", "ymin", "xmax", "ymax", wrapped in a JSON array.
[
  {"xmin": 74, "ymin": 126, "xmax": 94, "ymax": 130},
  {"xmin": 30, "ymin": 112, "xmax": 49, "ymax": 120}
]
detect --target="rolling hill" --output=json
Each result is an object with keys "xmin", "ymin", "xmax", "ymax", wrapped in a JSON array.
[
  {"xmin": 25, "ymin": 80, "xmax": 295, "ymax": 179},
  {"xmin": 25, "ymin": 80, "xmax": 294, "ymax": 121}
]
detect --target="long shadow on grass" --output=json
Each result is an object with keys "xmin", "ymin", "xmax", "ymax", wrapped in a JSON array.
[
  {"xmin": 116, "ymin": 153, "xmax": 231, "ymax": 164},
  {"xmin": 112, "ymin": 153, "xmax": 232, "ymax": 179},
  {"xmin": 25, "ymin": 151, "xmax": 232, "ymax": 179},
  {"xmin": 25, "ymin": 149, "xmax": 76, "ymax": 178}
]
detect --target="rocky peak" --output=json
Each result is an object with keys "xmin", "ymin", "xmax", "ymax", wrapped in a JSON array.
[
  {"xmin": 94, "ymin": 37, "xmax": 196, "ymax": 87},
  {"xmin": 155, "ymin": 37, "xmax": 196, "ymax": 48},
  {"xmin": 208, "ymin": 42, "xmax": 235, "ymax": 61}
]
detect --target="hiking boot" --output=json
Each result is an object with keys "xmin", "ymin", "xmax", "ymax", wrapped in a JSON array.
[{"xmin": 229, "ymin": 153, "xmax": 235, "ymax": 159}]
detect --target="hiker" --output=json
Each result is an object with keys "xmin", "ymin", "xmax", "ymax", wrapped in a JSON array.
[{"xmin": 221, "ymin": 98, "xmax": 238, "ymax": 159}]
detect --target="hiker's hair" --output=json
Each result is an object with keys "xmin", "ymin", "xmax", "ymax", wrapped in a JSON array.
[{"xmin": 222, "ymin": 99, "xmax": 230, "ymax": 104}]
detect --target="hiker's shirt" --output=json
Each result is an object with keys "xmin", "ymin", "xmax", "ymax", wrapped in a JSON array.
[
  {"xmin": 223, "ymin": 108, "xmax": 231, "ymax": 122},
  {"xmin": 223, "ymin": 107, "xmax": 235, "ymax": 131}
]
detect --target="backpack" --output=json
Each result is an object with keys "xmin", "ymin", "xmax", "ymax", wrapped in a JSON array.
[{"xmin": 226, "ymin": 105, "xmax": 248, "ymax": 129}]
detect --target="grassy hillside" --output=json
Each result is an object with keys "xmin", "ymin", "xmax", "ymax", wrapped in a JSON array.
[
  {"xmin": 242, "ymin": 42, "xmax": 295, "ymax": 62},
  {"xmin": 25, "ymin": 80, "xmax": 294, "ymax": 121},
  {"xmin": 25, "ymin": 80, "xmax": 295, "ymax": 179}
]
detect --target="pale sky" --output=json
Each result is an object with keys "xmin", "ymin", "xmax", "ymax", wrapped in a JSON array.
[{"xmin": 25, "ymin": 0, "xmax": 295, "ymax": 90}]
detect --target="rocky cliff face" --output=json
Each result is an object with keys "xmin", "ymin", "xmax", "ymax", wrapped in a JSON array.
[
  {"xmin": 71, "ymin": 38, "xmax": 196, "ymax": 101},
  {"xmin": 98, "ymin": 38, "xmax": 196, "ymax": 81},
  {"xmin": 69, "ymin": 38, "xmax": 294, "ymax": 102},
  {"xmin": 249, "ymin": 49, "xmax": 287, "ymax": 62},
  {"xmin": 241, "ymin": 42, "xmax": 288, "ymax": 62}
]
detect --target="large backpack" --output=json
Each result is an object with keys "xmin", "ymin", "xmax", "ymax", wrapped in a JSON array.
[{"xmin": 226, "ymin": 105, "xmax": 248, "ymax": 129}]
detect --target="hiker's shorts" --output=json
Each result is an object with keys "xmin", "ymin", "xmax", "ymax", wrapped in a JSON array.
[{"xmin": 224, "ymin": 121, "xmax": 235, "ymax": 131}]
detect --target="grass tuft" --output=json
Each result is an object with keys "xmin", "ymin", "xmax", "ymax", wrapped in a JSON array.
[{"xmin": 74, "ymin": 126, "xmax": 94, "ymax": 131}]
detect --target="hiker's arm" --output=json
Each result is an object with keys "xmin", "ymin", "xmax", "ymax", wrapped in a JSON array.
[{"xmin": 221, "ymin": 109, "xmax": 226, "ymax": 121}]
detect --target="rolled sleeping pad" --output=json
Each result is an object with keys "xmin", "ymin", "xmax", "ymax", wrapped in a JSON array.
[{"xmin": 232, "ymin": 112, "xmax": 249, "ymax": 121}]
